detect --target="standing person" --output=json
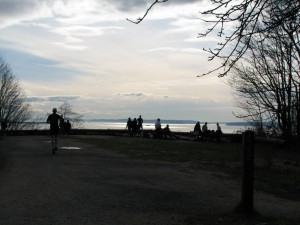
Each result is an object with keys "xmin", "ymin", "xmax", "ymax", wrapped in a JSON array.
[
  {"xmin": 47, "ymin": 108, "xmax": 61, "ymax": 154},
  {"xmin": 65, "ymin": 120, "xmax": 71, "ymax": 134},
  {"xmin": 216, "ymin": 123, "xmax": 222, "ymax": 142},
  {"xmin": 193, "ymin": 121, "xmax": 202, "ymax": 138},
  {"xmin": 202, "ymin": 122, "xmax": 208, "ymax": 141},
  {"xmin": 154, "ymin": 118, "xmax": 163, "ymax": 138},
  {"xmin": 216, "ymin": 123, "xmax": 222, "ymax": 134},
  {"xmin": 60, "ymin": 115, "xmax": 65, "ymax": 134},
  {"xmin": 155, "ymin": 118, "xmax": 161, "ymax": 130},
  {"xmin": 137, "ymin": 115, "xmax": 143, "ymax": 130},
  {"xmin": 131, "ymin": 118, "xmax": 138, "ymax": 136},
  {"xmin": 126, "ymin": 117, "xmax": 132, "ymax": 136}
]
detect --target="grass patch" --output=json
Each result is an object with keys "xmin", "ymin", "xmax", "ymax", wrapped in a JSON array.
[
  {"xmin": 71, "ymin": 136, "xmax": 300, "ymax": 201},
  {"xmin": 76, "ymin": 136, "xmax": 241, "ymax": 163}
]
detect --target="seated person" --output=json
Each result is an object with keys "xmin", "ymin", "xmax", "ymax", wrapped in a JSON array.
[
  {"xmin": 163, "ymin": 124, "xmax": 178, "ymax": 139},
  {"xmin": 163, "ymin": 124, "xmax": 171, "ymax": 138}
]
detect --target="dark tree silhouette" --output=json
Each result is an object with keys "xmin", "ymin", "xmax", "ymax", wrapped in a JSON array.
[
  {"xmin": 228, "ymin": 18, "xmax": 299, "ymax": 140},
  {"xmin": 58, "ymin": 101, "xmax": 83, "ymax": 128},
  {"xmin": 0, "ymin": 57, "xmax": 33, "ymax": 132}
]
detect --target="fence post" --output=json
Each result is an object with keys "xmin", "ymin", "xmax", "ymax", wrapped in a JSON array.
[{"xmin": 241, "ymin": 130, "xmax": 254, "ymax": 213}]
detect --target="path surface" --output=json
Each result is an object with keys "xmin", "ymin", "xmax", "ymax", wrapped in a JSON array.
[{"xmin": 0, "ymin": 135, "xmax": 299, "ymax": 225}]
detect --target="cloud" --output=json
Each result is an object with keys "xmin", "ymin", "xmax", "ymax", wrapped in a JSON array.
[
  {"xmin": 47, "ymin": 96, "xmax": 81, "ymax": 102},
  {"xmin": 26, "ymin": 97, "xmax": 47, "ymax": 102},
  {"xmin": 50, "ymin": 25, "xmax": 123, "ymax": 50},
  {"xmin": 117, "ymin": 92, "xmax": 146, "ymax": 97},
  {"xmin": 0, "ymin": 0, "xmax": 133, "ymax": 28},
  {"xmin": 27, "ymin": 96, "xmax": 81, "ymax": 102},
  {"xmin": 0, "ymin": 0, "xmax": 54, "ymax": 28},
  {"xmin": 0, "ymin": 0, "xmax": 37, "ymax": 16},
  {"xmin": 0, "ymin": 0, "xmax": 205, "ymax": 28},
  {"xmin": 110, "ymin": 0, "xmax": 203, "ymax": 12},
  {"xmin": 53, "ymin": 25, "xmax": 104, "ymax": 37},
  {"xmin": 0, "ymin": 0, "xmax": 238, "ymax": 122},
  {"xmin": 144, "ymin": 47, "xmax": 204, "ymax": 54},
  {"xmin": 53, "ymin": 42, "xmax": 88, "ymax": 50}
]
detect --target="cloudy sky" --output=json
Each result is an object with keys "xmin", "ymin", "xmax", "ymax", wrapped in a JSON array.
[{"xmin": 0, "ymin": 0, "xmax": 239, "ymax": 122}]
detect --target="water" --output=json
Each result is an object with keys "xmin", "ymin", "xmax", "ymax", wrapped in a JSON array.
[{"xmin": 82, "ymin": 121, "xmax": 248, "ymax": 134}]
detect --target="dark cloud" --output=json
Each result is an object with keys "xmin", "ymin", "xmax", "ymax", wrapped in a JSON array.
[
  {"xmin": 163, "ymin": 0, "xmax": 202, "ymax": 5},
  {"xmin": 0, "ymin": 0, "xmax": 203, "ymax": 15},
  {"xmin": 0, "ymin": 0, "xmax": 203, "ymax": 26},
  {"xmin": 26, "ymin": 97, "xmax": 46, "ymax": 102},
  {"xmin": 105, "ymin": 0, "xmax": 202, "ymax": 12},
  {"xmin": 26, "ymin": 96, "xmax": 81, "ymax": 102},
  {"xmin": 117, "ymin": 92, "xmax": 145, "ymax": 97},
  {"xmin": 47, "ymin": 96, "xmax": 81, "ymax": 102},
  {"xmin": 0, "ymin": 0, "xmax": 38, "ymax": 17},
  {"xmin": 109, "ymin": 0, "xmax": 149, "ymax": 12}
]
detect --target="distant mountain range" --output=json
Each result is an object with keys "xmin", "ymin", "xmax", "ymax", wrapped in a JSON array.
[{"xmin": 85, "ymin": 119, "xmax": 251, "ymax": 126}]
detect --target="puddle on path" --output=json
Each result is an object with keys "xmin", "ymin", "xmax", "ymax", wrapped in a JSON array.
[{"xmin": 60, "ymin": 147, "xmax": 82, "ymax": 150}]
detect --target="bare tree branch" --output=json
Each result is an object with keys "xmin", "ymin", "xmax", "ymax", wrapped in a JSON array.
[
  {"xmin": 127, "ymin": 0, "xmax": 168, "ymax": 24},
  {"xmin": 129, "ymin": 0, "xmax": 300, "ymax": 77},
  {"xmin": 0, "ymin": 57, "xmax": 34, "ymax": 132}
]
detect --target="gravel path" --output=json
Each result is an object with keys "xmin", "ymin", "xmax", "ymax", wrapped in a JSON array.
[{"xmin": 0, "ymin": 135, "xmax": 299, "ymax": 225}]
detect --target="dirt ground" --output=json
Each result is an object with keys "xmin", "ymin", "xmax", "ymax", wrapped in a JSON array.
[{"xmin": 0, "ymin": 135, "xmax": 299, "ymax": 225}]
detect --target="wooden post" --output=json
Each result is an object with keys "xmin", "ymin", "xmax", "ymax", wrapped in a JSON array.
[{"xmin": 241, "ymin": 130, "xmax": 254, "ymax": 213}]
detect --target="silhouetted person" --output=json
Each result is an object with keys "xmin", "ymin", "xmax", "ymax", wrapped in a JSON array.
[
  {"xmin": 126, "ymin": 117, "xmax": 131, "ymax": 129},
  {"xmin": 131, "ymin": 118, "xmax": 138, "ymax": 136},
  {"xmin": 65, "ymin": 120, "xmax": 71, "ymax": 134},
  {"xmin": 154, "ymin": 118, "xmax": 163, "ymax": 138},
  {"xmin": 216, "ymin": 123, "xmax": 222, "ymax": 142},
  {"xmin": 47, "ymin": 108, "xmax": 61, "ymax": 154},
  {"xmin": 60, "ymin": 115, "xmax": 65, "ymax": 134},
  {"xmin": 202, "ymin": 122, "xmax": 208, "ymax": 141},
  {"xmin": 137, "ymin": 115, "xmax": 143, "ymax": 130},
  {"xmin": 126, "ymin": 117, "xmax": 132, "ymax": 136},
  {"xmin": 163, "ymin": 124, "xmax": 178, "ymax": 139},
  {"xmin": 155, "ymin": 118, "xmax": 161, "ymax": 130},
  {"xmin": 216, "ymin": 123, "xmax": 222, "ymax": 133},
  {"xmin": 193, "ymin": 121, "xmax": 202, "ymax": 138}
]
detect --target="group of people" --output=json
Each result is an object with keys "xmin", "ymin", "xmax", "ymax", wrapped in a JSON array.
[
  {"xmin": 47, "ymin": 107, "xmax": 224, "ymax": 154},
  {"xmin": 125, "ymin": 117, "xmax": 222, "ymax": 141},
  {"xmin": 125, "ymin": 116, "xmax": 177, "ymax": 139},
  {"xmin": 154, "ymin": 118, "xmax": 177, "ymax": 139},
  {"xmin": 125, "ymin": 115, "xmax": 144, "ymax": 136},
  {"xmin": 59, "ymin": 115, "xmax": 72, "ymax": 135},
  {"xmin": 193, "ymin": 121, "xmax": 222, "ymax": 142}
]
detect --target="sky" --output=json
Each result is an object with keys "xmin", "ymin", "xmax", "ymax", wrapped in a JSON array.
[{"xmin": 0, "ymin": 0, "xmax": 240, "ymax": 122}]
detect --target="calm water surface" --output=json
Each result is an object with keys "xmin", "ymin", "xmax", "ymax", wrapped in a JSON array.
[{"xmin": 82, "ymin": 121, "xmax": 248, "ymax": 134}]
